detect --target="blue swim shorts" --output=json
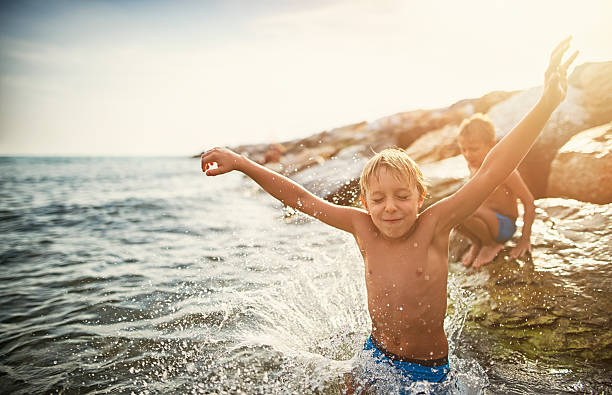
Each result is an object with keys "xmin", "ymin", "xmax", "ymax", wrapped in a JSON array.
[
  {"xmin": 494, "ymin": 212, "xmax": 516, "ymax": 243},
  {"xmin": 363, "ymin": 335, "xmax": 450, "ymax": 383}
]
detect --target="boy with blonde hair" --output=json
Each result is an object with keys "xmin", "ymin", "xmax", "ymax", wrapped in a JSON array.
[
  {"xmin": 456, "ymin": 114, "xmax": 536, "ymax": 268},
  {"xmin": 201, "ymin": 39, "xmax": 576, "ymax": 389}
]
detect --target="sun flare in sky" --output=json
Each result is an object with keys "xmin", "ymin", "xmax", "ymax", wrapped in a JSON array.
[{"xmin": 1, "ymin": 0, "xmax": 611, "ymax": 156}]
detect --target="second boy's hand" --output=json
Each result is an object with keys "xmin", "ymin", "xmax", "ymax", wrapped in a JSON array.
[{"xmin": 510, "ymin": 238, "xmax": 532, "ymax": 259}]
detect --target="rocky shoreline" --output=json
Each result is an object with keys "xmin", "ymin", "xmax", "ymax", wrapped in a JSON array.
[{"xmin": 199, "ymin": 61, "xmax": 611, "ymax": 207}]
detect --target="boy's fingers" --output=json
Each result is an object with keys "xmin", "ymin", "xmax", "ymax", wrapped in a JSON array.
[
  {"xmin": 201, "ymin": 152, "xmax": 214, "ymax": 162},
  {"xmin": 201, "ymin": 147, "xmax": 222, "ymax": 162},
  {"xmin": 547, "ymin": 37, "xmax": 571, "ymax": 80},
  {"xmin": 553, "ymin": 36, "xmax": 572, "ymax": 53},
  {"xmin": 206, "ymin": 167, "xmax": 222, "ymax": 176},
  {"xmin": 202, "ymin": 161, "xmax": 216, "ymax": 173},
  {"xmin": 562, "ymin": 50, "xmax": 579, "ymax": 71},
  {"xmin": 550, "ymin": 36, "xmax": 571, "ymax": 64},
  {"xmin": 201, "ymin": 151, "xmax": 216, "ymax": 171}
]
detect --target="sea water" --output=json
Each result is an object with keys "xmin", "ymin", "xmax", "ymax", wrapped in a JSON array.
[{"xmin": 0, "ymin": 157, "xmax": 606, "ymax": 394}]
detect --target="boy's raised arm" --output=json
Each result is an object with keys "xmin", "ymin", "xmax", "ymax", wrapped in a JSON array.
[
  {"xmin": 201, "ymin": 147, "xmax": 363, "ymax": 234},
  {"xmin": 433, "ymin": 37, "xmax": 578, "ymax": 232}
]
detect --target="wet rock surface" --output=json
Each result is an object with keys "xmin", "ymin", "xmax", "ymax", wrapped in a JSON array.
[{"xmin": 451, "ymin": 198, "xmax": 612, "ymax": 362}]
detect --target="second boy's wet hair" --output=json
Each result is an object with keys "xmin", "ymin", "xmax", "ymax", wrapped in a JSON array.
[
  {"xmin": 360, "ymin": 148, "xmax": 427, "ymax": 199},
  {"xmin": 457, "ymin": 113, "xmax": 496, "ymax": 144}
]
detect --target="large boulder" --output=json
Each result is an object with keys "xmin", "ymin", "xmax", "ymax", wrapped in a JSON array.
[
  {"xmin": 420, "ymin": 155, "xmax": 469, "ymax": 208},
  {"xmin": 406, "ymin": 124, "xmax": 460, "ymax": 164},
  {"xmin": 568, "ymin": 61, "xmax": 612, "ymax": 126},
  {"xmin": 547, "ymin": 122, "xmax": 612, "ymax": 204}
]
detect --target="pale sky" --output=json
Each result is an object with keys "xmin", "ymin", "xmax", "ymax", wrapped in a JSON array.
[{"xmin": 1, "ymin": 0, "xmax": 611, "ymax": 156}]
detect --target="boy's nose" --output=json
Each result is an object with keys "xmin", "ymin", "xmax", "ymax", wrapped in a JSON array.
[{"xmin": 384, "ymin": 200, "xmax": 397, "ymax": 212}]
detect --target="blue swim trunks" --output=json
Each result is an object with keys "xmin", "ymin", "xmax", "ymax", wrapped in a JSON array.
[
  {"xmin": 494, "ymin": 212, "xmax": 516, "ymax": 243},
  {"xmin": 362, "ymin": 335, "xmax": 450, "ymax": 384}
]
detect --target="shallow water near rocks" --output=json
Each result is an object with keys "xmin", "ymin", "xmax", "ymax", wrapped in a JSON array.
[{"xmin": 0, "ymin": 157, "xmax": 610, "ymax": 394}]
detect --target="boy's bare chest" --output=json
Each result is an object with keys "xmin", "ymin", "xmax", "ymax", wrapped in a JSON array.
[
  {"xmin": 361, "ymin": 238, "xmax": 445, "ymax": 286},
  {"xmin": 360, "ymin": 240, "xmax": 448, "ymax": 317}
]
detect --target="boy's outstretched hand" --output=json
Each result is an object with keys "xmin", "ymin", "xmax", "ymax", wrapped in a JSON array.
[
  {"xmin": 543, "ymin": 36, "xmax": 578, "ymax": 108},
  {"xmin": 201, "ymin": 147, "xmax": 243, "ymax": 176}
]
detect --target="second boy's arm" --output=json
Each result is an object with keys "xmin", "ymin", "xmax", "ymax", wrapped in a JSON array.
[
  {"xmin": 505, "ymin": 170, "xmax": 536, "ymax": 258},
  {"xmin": 432, "ymin": 37, "xmax": 577, "ymax": 233},
  {"xmin": 201, "ymin": 147, "xmax": 364, "ymax": 234}
]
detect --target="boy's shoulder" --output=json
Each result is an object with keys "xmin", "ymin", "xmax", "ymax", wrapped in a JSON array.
[
  {"xmin": 416, "ymin": 204, "xmax": 448, "ymax": 237},
  {"xmin": 352, "ymin": 208, "xmax": 375, "ymax": 227}
]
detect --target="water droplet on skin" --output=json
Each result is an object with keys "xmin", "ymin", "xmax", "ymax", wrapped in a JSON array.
[
  {"xmin": 424, "ymin": 274, "xmax": 430, "ymax": 281},
  {"xmin": 417, "ymin": 267, "xmax": 423, "ymax": 274},
  {"xmin": 399, "ymin": 347, "xmax": 403, "ymax": 351},
  {"xmin": 427, "ymin": 304, "xmax": 431, "ymax": 309},
  {"xmin": 413, "ymin": 242, "xmax": 418, "ymax": 247},
  {"xmin": 430, "ymin": 351, "xmax": 434, "ymax": 356},
  {"xmin": 399, "ymin": 307, "xmax": 403, "ymax": 311},
  {"xmin": 386, "ymin": 303, "xmax": 390, "ymax": 307},
  {"xmin": 418, "ymin": 302, "xmax": 422, "ymax": 306},
  {"xmin": 373, "ymin": 327, "xmax": 377, "ymax": 331}
]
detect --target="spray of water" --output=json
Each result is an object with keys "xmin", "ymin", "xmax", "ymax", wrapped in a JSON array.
[{"xmin": 195, "ymin": 229, "xmax": 491, "ymax": 394}]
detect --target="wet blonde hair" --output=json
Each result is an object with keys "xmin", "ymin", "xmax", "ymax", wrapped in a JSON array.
[
  {"xmin": 359, "ymin": 148, "xmax": 427, "ymax": 199},
  {"xmin": 457, "ymin": 113, "xmax": 496, "ymax": 145}
]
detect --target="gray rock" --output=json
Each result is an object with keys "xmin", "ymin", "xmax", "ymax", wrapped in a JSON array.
[
  {"xmin": 290, "ymin": 145, "xmax": 369, "ymax": 205},
  {"xmin": 420, "ymin": 155, "xmax": 469, "ymax": 209}
]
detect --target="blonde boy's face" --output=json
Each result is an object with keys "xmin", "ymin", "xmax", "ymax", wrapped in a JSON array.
[
  {"xmin": 362, "ymin": 167, "xmax": 424, "ymax": 240},
  {"xmin": 458, "ymin": 137, "xmax": 493, "ymax": 169}
]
